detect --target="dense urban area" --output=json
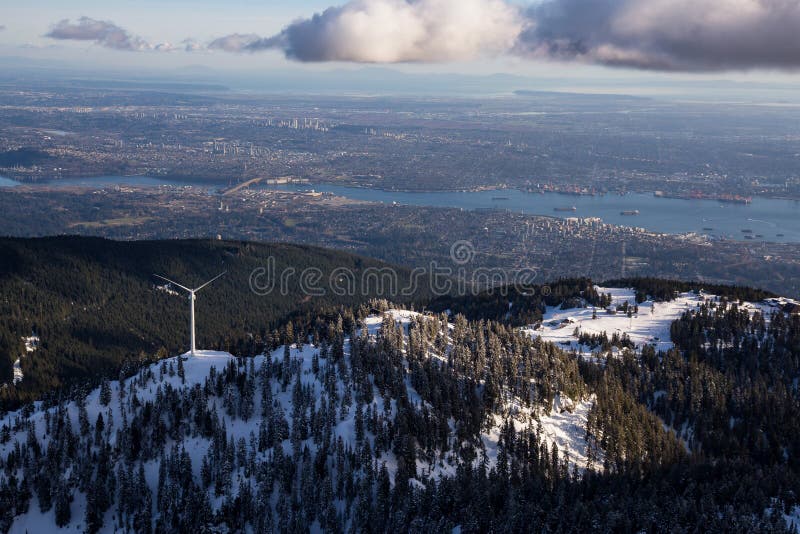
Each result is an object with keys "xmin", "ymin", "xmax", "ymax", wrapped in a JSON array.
[
  {"xmin": 1, "ymin": 184, "xmax": 799, "ymax": 298},
  {"xmin": 1, "ymin": 83, "xmax": 800, "ymax": 200}
]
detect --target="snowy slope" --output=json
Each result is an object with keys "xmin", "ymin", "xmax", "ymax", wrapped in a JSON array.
[
  {"xmin": 5, "ymin": 350, "xmax": 236, "ymax": 534},
  {"xmin": 1, "ymin": 311, "xmax": 600, "ymax": 533},
  {"xmin": 365, "ymin": 309, "xmax": 598, "ymax": 472},
  {"xmin": 482, "ymin": 394, "xmax": 600, "ymax": 472}
]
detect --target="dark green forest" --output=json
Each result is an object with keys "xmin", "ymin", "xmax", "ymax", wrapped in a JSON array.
[{"xmin": 0, "ymin": 236, "xmax": 428, "ymax": 410}]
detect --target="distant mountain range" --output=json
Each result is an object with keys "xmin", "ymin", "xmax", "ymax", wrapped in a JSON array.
[{"xmin": 3, "ymin": 55, "xmax": 800, "ymax": 101}]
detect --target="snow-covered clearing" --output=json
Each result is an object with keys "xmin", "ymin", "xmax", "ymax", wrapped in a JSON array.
[
  {"xmin": 525, "ymin": 287, "xmax": 699, "ymax": 357},
  {"xmin": 525, "ymin": 286, "xmax": 793, "ymax": 359},
  {"xmin": 363, "ymin": 308, "xmax": 424, "ymax": 335}
]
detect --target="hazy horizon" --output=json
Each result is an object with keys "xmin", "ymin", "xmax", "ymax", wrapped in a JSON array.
[{"xmin": 3, "ymin": 0, "xmax": 800, "ymax": 100}]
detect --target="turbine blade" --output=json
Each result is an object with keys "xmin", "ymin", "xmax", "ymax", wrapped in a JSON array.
[
  {"xmin": 194, "ymin": 271, "xmax": 227, "ymax": 293},
  {"xmin": 153, "ymin": 274, "xmax": 192, "ymax": 293}
]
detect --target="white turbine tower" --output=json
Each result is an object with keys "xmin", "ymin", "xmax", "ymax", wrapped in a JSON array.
[{"xmin": 154, "ymin": 272, "xmax": 226, "ymax": 356}]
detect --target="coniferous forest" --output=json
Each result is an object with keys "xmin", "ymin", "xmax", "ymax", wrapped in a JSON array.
[
  {"xmin": 0, "ymin": 237, "xmax": 799, "ymax": 532},
  {"xmin": 0, "ymin": 236, "xmax": 431, "ymax": 410}
]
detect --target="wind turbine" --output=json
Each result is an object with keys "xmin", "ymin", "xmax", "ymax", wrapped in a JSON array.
[{"xmin": 154, "ymin": 272, "xmax": 226, "ymax": 356}]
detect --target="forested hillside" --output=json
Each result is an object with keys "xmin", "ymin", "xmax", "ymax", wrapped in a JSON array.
[
  {"xmin": 1, "ymin": 297, "xmax": 797, "ymax": 532},
  {"xmin": 0, "ymin": 237, "xmax": 428, "ymax": 410},
  {"xmin": 2, "ymin": 238, "xmax": 800, "ymax": 532}
]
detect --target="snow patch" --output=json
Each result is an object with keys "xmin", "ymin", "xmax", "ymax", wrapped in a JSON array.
[
  {"xmin": 11, "ymin": 359, "xmax": 23, "ymax": 385},
  {"xmin": 5, "ymin": 336, "xmax": 38, "ymax": 387},
  {"xmin": 155, "ymin": 283, "xmax": 180, "ymax": 297},
  {"xmin": 23, "ymin": 336, "xmax": 39, "ymax": 353}
]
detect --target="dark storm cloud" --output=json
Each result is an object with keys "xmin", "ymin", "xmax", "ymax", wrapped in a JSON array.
[{"xmin": 518, "ymin": 0, "xmax": 800, "ymax": 71}]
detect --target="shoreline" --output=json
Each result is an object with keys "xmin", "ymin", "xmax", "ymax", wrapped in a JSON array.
[{"xmin": 3, "ymin": 174, "xmax": 800, "ymax": 202}]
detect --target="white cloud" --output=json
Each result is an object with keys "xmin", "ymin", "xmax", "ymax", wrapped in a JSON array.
[
  {"xmin": 46, "ymin": 17, "xmax": 153, "ymax": 51},
  {"xmin": 214, "ymin": 0, "xmax": 524, "ymax": 63},
  {"xmin": 208, "ymin": 33, "xmax": 261, "ymax": 53},
  {"xmin": 43, "ymin": 1, "xmax": 800, "ymax": 72}
]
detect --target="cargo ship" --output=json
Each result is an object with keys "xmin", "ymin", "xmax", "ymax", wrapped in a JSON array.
[
  {"xmin": 718, "ymin": 194, "xmax": 752, "ymax": 204},
  {"xmin": 620, "ymin": 210, "xmax": 640, "ymax": 216},
  {"xmin": 654, "ymin": 190, "xmax": 752, "ymax": 204},
  {"xmin": 554, "ymin": 206, "xmax": 577, "ymax": 212}
]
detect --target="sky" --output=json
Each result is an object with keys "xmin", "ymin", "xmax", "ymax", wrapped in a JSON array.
[
  {"xmin": 1, "ymin": 0, "xmax": 800, "ymax": 94},
  {"xmin": 0, "ymin": 0, "xmax": 318, "ymax": 66}
]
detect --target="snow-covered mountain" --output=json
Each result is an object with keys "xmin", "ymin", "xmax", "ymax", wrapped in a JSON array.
[
  {"xmin": 0, "ymin": 309, "xmax": 598, "ymax": 533},
  {"xmin": 2, "ymin": 286, "xmax": 798, "ymax": 532}
]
